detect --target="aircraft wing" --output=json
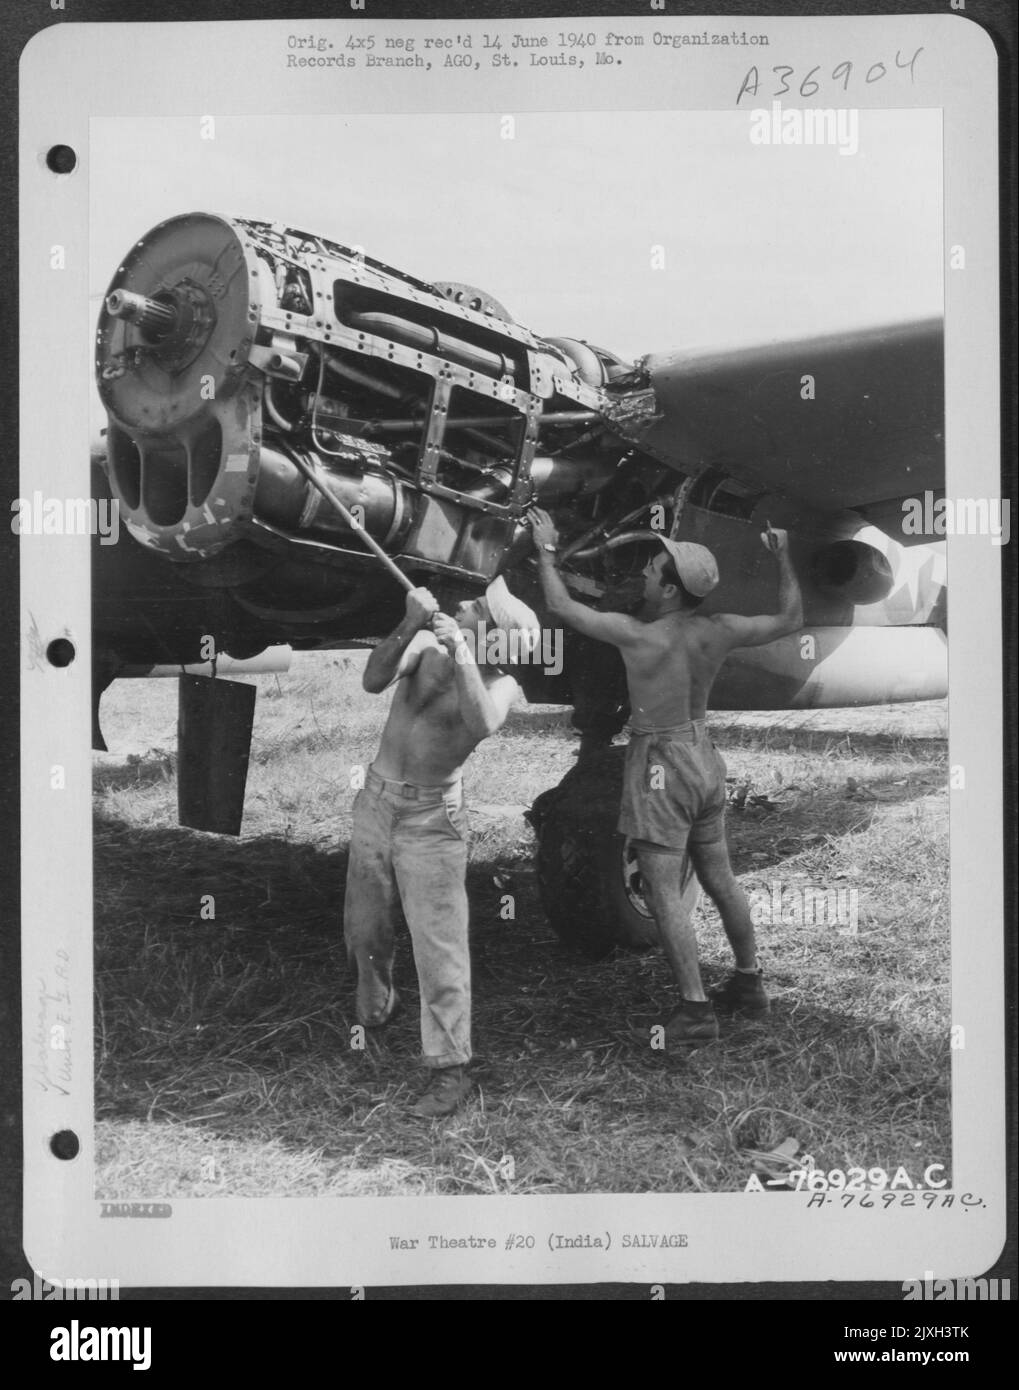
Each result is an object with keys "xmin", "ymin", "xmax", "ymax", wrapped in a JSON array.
[{"xmin": 621, "ymin": 318, "xmax": 943, "ymax": 539}]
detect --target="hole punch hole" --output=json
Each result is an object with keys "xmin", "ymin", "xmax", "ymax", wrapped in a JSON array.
[
  {"xmin": 45, "ymin": 144, "xmax": 77, "ymax": 175},
  {"xmin": 50, "ymin": 1130, "xmax": 80, "ymax": 1161},
  {"xmin": 46, "ymin": 638, "xmax": 76, "ymax": 668}
]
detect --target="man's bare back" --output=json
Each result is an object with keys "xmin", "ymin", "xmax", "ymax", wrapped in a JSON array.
[
  {"xmin": 526, "ymin": 509, "xmax": 805, "ymax": 1036},
  {"xmin": 615, "ymin": 611, "xmax": 735, "ymax": 729},
  {"xmin": 526, "ymin": 509, "xmax": 804, "ymax": 720}
]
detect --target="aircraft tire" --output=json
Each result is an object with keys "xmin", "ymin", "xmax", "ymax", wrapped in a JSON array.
[{"xmin": 530, "ymin": 746, "xmax": 690, "ymax": 958}]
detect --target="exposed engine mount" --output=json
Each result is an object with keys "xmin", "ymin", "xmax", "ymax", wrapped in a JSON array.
[
  {"xmin": 95, "ymin": 212, "xmax": 930, "ymax": 648},
  {"xmin": 96, "ymin": 213, "xmax": 635, "ymax": 589}
]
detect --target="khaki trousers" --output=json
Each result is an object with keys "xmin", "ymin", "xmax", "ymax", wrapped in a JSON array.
[{"xmin": 343, "ymin": 767, "xmax": 471, "ymax": 1068}]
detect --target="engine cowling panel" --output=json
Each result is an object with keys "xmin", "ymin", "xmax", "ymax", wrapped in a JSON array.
[
  {"xmin": 96, "ymin": 212, "xmax": 618, "ymax": 585},
  {"xmin": 94, "ymin": 211, "xmax": 946, "ymax": 679}
]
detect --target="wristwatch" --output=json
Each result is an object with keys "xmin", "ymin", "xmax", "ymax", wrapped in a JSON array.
[{"xmin": 541, "ymin": 543, "xmax": 557, "ymax": 555}]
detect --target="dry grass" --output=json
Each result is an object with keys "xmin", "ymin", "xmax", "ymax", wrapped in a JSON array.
[{"xmin": 93, "ymin": 654, "xmax": 950, "ymax": 1197}]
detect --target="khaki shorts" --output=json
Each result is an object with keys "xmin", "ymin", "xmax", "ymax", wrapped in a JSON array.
[{"xmin": 617, "ymin": 721, "xmax": 727, "ymax": 855}]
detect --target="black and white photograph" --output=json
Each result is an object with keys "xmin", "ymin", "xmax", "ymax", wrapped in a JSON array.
[
  {"xmin": 11, "ymin": 1, "xmax": 1011, "ymax": 1307},
  {"xmin": 86, "ymin": 103, "xmax": 952, "ymax": 1193}
]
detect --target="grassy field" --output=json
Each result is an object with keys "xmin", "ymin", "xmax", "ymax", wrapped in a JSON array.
[{"xmin": 93, "ymin": 653, "xmax": 950, "ymax": 1196}]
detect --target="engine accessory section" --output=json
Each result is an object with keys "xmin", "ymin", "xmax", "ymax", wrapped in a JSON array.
[{"xmin": 96, "ymin": 212, "xmax": 636, "ymax": 584}]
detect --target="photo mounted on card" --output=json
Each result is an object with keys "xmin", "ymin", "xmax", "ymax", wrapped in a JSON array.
[{"xmin": 19, "ymin": 5, "xmax": 1006, "ymax": 1293}]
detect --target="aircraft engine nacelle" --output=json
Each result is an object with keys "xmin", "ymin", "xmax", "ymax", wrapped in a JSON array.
[
  {"xmin": 95, "ymin": 212, "xmax": 620, "ymax": 589},
  {"xmin": 809, "ymin": 538, "xmax": 896, "ymax": 606}
]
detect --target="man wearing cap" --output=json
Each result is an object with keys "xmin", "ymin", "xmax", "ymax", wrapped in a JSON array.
[
  {"xmin": 527, "ymin": 506, "xmax": 803, "ymax": 1045},
  {"xmin": 344, "ymin": 576, "xmax": 541, "ymax": 1116}
]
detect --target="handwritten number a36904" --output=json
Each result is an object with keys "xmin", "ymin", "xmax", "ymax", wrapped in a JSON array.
[{"xmin": 735, "ymin": 49, "xmax": 923, "ymax": 105}]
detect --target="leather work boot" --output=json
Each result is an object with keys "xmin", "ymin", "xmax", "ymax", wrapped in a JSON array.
[
  {"xmin": 409, "ymin": 1066, "xmax": 473, "ymax": 1119},
  {"xmin": 663, "ymin": 1000, "xmax": 720, "ymax": 1048},
  {"xmin": 710, "ymin": 969, "xmax": 771, "ymax": 1018}
]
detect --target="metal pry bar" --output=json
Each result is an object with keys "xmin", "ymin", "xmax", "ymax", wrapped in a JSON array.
[{"xmin": 286, "ymin": 450, "xmax": 415, "ymax": 594}]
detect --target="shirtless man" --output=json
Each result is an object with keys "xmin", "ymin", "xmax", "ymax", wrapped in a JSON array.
[
  {"xmin": 344, "ymin": 577, "xmax": 538, "ymax": 1116},
  {"xmin": 528, "ymin": 506, "xmax": 803, "ymax": 1045}
]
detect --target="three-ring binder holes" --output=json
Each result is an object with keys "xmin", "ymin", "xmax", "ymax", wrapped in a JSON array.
[
  {"xmin": 46, "ymin": 144, "xmax": 77, "ymax": 175},
  {"xmin": 50, "ymin": 1130, "xmax": 80, "ymax": 1161},
  {"xmin": 46, "ymin": 638, "xmax": 75, "ymax": 668}
]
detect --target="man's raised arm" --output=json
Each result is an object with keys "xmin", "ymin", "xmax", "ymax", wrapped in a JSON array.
[
  {"xmin": 363, "ymin": 587, "xmax": 439, "ymax": 693},
  {"xmin": 431, "ymin": 614, "xmax": 518, "ymax": 739},
  {"xmin": 713, "ymin": 527, "xmax": 804, "ymax": 650},
  {"xmin": 526, "ymin": 508, "xmax": 642, "ymax": 647}
]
